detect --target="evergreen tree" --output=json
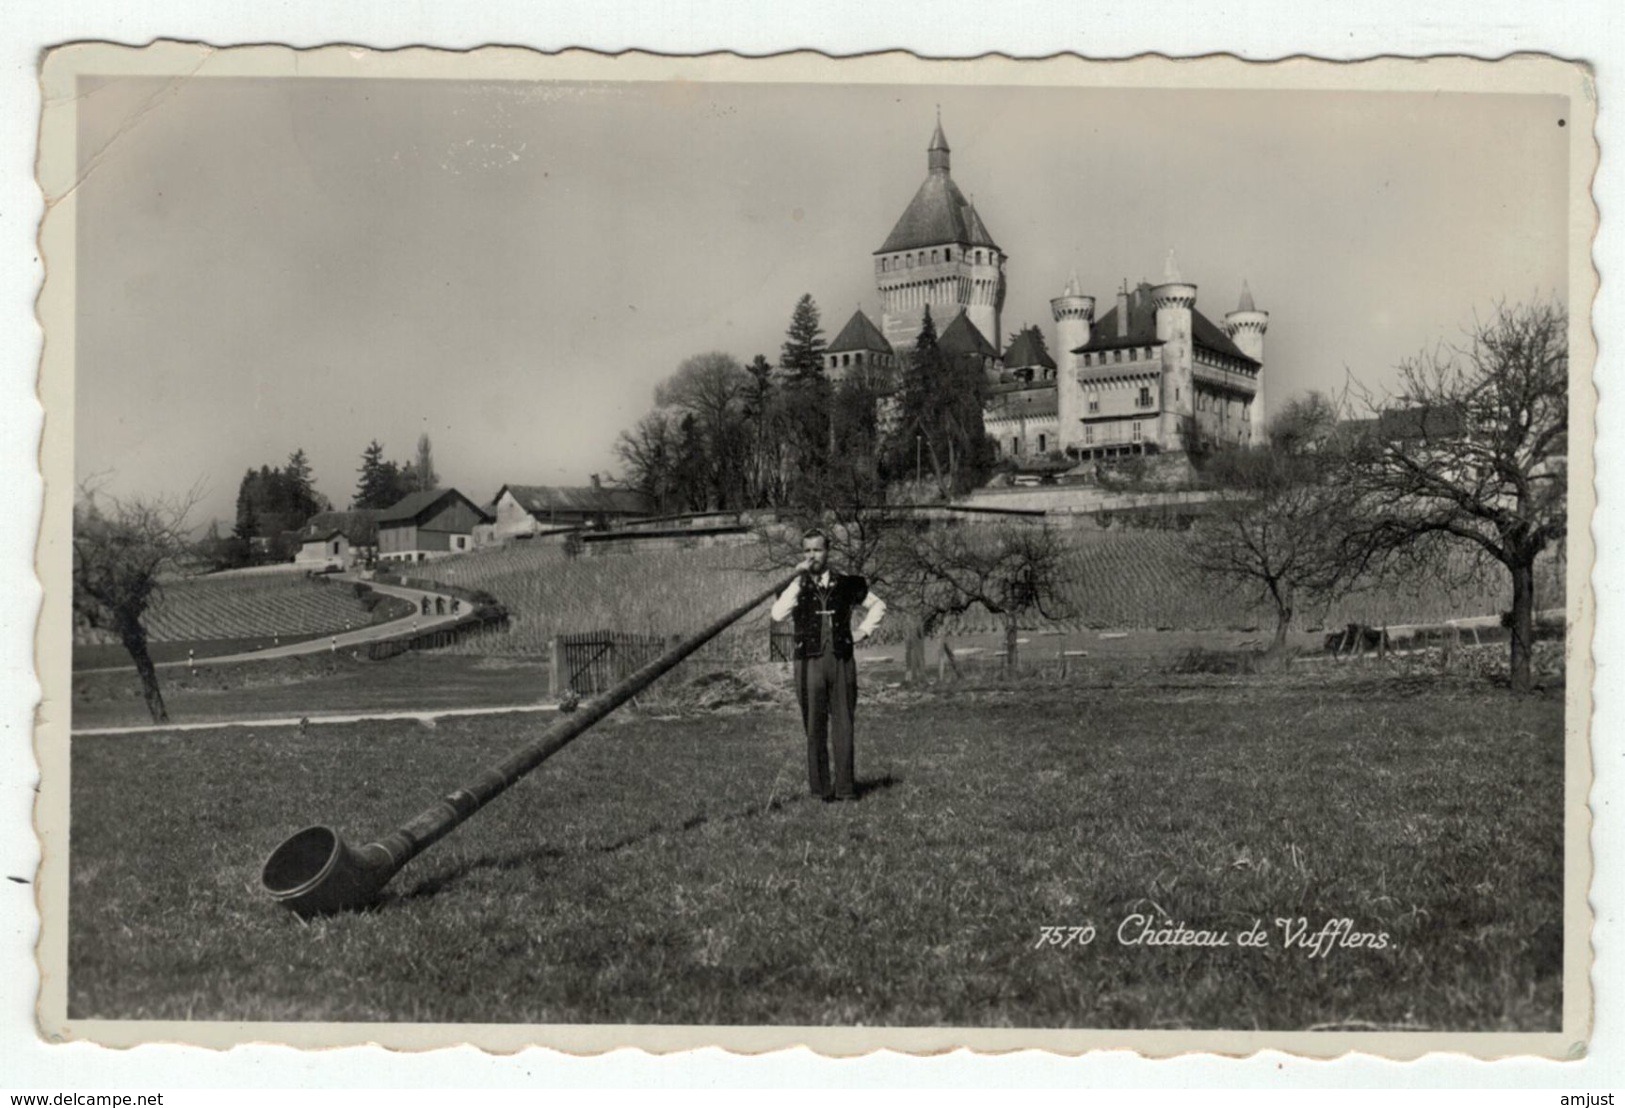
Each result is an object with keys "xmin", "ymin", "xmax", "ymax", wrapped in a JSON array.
[
  {"xmin": 890, "ymin": 307, "xmax": 949, "ymax": 490},
  {"xmin": 354, "ymin": 440, "xmax": 407, "ymax": 509},
  {"xmin": 283, "ymin": 447, "xmax": 324, "ymax": 521},
  {"xmin": 779, "ymin": 293, "xmax": 827, "ymax": 384}
]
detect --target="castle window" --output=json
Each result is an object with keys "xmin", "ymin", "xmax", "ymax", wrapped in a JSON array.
[
  {"xmin": 1087, "ymin": 392, "xmax": 1100, "ymax": 413},
  {"xmin": 1084, "ymin": 425, "xmax": 1094, "ymax": 445},
  {"xmin": 1012, "ymin": 437, "xmax": 1020, "ymax": 455},
  {"xmin": 1175, "ymin": 388, "xmax": 1180, "ymax": 401},
  {"xmin": 945, "ymin": 248, "xmax": 952, "ymax": 261},
  {"xmin": 1038, "ymin": 433, "xmax": 1047, "ymax": 452},
  {"xmin": 1132, "ymin": 421, "xmax": 1143, "ymax": 443},
  {"xmin": 1138, "ymin": 386, "xmax": 1152, "ymax": 408},
  {"xmin": 842, "ymin": 354, "xmax": 850, "ymax": 367},
  {"xmin": 1113, "ymin": 350, "xmax": 1122, "ymax": 364}
]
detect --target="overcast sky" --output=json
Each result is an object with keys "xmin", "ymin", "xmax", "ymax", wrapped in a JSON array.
[{"xmin": 74, "ymin": 76, "xmax": 1569, "ymax": 526}]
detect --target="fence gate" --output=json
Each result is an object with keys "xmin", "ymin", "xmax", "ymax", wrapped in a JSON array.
[
  {"xmin": 553, "ymin": 631, "xmax": 668, "ymax": 696},
  {"xmin": 768, "ymin": 620, "xmax": 795, "ymax": 663}
]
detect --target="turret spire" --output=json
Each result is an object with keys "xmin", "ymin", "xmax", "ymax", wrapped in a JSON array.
[
  {"xmin": 928, "ymin": 110, "xmax": 951, "ymax": 174},
  {"xmin": 1162, "ymin": 247, "xmax": 1182, "ymax": 283},
  {"xmin": 1237, "ymin": 280, "xmax": 1256, "ymax": 312}
]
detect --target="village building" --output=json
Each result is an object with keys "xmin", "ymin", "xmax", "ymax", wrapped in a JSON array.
[
  {"xmin": 375, "ymin": 488, "xmax": 492, "ymax": 564},
  {"xmin": 292, "ymin": 509, "xmax": 380, "ymax": 571},
  {"xmin": 827, "ymin": 119, "xmax": 1271, "ymax": 466},
  {"xmin": 487, "ymin": 478, "xmax": 652, "ymax": 541}
]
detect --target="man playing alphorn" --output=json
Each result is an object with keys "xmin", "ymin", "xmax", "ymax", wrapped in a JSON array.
[{"xmin": 770, "ymin": 528, "xmax": 887, "ymax": 803}]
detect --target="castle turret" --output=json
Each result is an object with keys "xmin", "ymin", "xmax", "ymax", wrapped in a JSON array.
[
  {"xmin": 875, "ymin": 116, "xmax": 1005, "ymax": 354},
  {"xmin": 1051, "ymin": 271, "xmax": 1096, "ymax": 447},
  {"xmin": 1224, "ymin": 281, "xmax": 1269, "ymax": 441},
  {"xmin": 1151, "ymin": 250, "xmax": 1197, "ymax": 447}
]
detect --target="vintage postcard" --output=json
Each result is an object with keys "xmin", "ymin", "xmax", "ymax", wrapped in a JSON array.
[{"xmin": 33, "ymin": 43, "xmax": 1596, "ymax": 1058}]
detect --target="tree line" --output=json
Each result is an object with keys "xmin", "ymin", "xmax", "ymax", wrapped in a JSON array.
[
  {"xmin": 614, "ymin": 294, "xmax": 998, "ymax": 517},
  {"xmin": 202, "ymin": 434, "xmax": 441, "ymax": 567}
]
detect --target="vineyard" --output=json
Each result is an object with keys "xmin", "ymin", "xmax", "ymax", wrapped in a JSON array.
[
  {"xmin": 409, "ymin": 524, "xmax": 1567, "ymax": 657},
  {"xmin": 73, "ymin": 573, "xmax": 375, "ymax": 645},
  {"xmin": 412, "ymin": 541, "xmax": 780, "ymax": 662}
]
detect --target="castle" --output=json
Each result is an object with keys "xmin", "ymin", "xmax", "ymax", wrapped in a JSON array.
[{"xmin": 821, "ymin": 118, "xmax": 1269, "ymax": 464}]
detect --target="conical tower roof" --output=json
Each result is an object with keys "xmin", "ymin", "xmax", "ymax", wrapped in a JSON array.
[
  {"xmin": 876, "ymin": 121, "xmax": 1000, "ymax": 255},
  {"xmin": 827, "ymin": 309, "xmax": 893, "ymax": 355},
  {"xmin": 1236, "ymin": 281, "xmax": 1257, "ymax": 312}
]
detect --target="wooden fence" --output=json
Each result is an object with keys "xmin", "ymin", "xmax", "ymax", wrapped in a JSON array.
[
  {"xmin": 365, "ymin": 609, "xmax": 510, "ymax": 661},
  {"xmin": 551, "ymin": 630, "xmax": 670, "ymax": 696}
]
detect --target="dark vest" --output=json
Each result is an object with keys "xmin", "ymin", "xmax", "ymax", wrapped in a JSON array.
[{"xmin": 791, "ymin": 573, "xmax": 868, "ymax": 660}]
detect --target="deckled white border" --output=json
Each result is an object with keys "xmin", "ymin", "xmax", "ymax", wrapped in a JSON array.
[{"xmin": 6, "ymin": 0, "xmax": 1618, "ymax": 1085}]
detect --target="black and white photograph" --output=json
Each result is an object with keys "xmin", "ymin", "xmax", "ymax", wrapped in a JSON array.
[{"xmin": 31, "ymin": 44, "xmax": 1593, "ymax": 1056}]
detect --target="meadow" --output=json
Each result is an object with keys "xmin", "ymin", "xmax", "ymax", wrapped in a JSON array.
[{"xmin": 67, "ymin": 667, "xmax": 1564, "ymax": 1029}]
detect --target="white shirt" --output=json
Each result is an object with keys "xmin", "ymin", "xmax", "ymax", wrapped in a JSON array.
[{"xmin": 771, "ymin": 569, "xmax": 888, "ymax": 642}]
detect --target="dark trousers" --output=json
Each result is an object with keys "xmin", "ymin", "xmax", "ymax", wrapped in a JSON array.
[{"xmin": 794, "ymin": 650, "xmax": 858, "ymax": 799}]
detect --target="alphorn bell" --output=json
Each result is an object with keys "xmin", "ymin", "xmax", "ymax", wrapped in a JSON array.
[{"xmin": 261, "ymin": 569, "xmax": 800, "ymax": 915}]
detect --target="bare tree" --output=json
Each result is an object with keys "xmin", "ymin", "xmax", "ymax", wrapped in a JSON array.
[
  {"xmin": 655, "ymin": 351, "xmax": 752, "ymax": 508},
  {"xmin": 615, "ymin": 410, "xmax": 680, "ymax": 515},
  {"xmin": 1191, "ymin": 448, "xmax": 1358, "ymax": 651},
  {"xmin": 888, "ymin": 520, "xmax": 1076, "ymax": 670},
  {"xmin": 72, "ymin": 482, "xmax": 202, "ymax": 723},
  {"xmin": 1342, "ymin": 299, "xmax": 1568, "ymax": 691},
  {"xmin": 1268, "ymin": 390, "xmax": 1342, "ymax": 457}
]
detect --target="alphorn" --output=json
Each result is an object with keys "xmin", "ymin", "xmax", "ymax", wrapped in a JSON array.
[{"xmin": 262, "ymin": 569, "xmax": 800, "ymax": 915}]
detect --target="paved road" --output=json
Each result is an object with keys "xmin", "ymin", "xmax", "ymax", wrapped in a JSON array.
[{"xmin": 76, "ymin": 575, "xmax": 467, "ymax": 673}]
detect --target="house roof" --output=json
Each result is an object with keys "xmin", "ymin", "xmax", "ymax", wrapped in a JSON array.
[
  {"xmin": 827, "ymin": 310, "xmax": 893, "ymax": 355},
  {"xmin": 497, "ymin": 484, "xmax": 652, "ymax": 517},
  {"xmin": 301, "ymin": 529, "xmax": 345, "ymax": 544},
  {"xmin": 1375, "ymin": 404, "xmax": 1469, "ymax": 441},
  {"xmin": 1073, "ymin": 282, "xmax": 1259, "ymax": 366},
  {"xmin": 301, "ymin": 509, "xmax": 379, "ymax": 543},
  {"xmin": 376, "ymin": 488, "xmax": 492, "ymax": 526},
  {"xmin": 1002, "ymin": 326, "xmax": 1056, "ymax": 371},
  {"xmin": 1191, "ymin": 309, "xmax": 1258, "ymax": 365},
  {"xmin": 938, "ymin": 311, "xmax": 1000, "ymax": 361},
  {"xmin": 877, "ymin": 126, "xmax": 1000, "ymax": 255}
]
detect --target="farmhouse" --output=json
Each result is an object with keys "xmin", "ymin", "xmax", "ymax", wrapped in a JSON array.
[
  {"xmin": 292, "ymin": 509, "xmax": 380, "ymax": 570},
  {"xmin": 376, "ymin": 488, "xmax": 491, "ymax": 564},
  {"xmin": 294, "ymin": 529, "xmax": 351, "ymax": 572},
  {"xmin": 488, "ymin": 478, "xmax": 651, "ymax": 540}
]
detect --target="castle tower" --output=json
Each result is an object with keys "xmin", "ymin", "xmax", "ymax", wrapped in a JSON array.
[
  {"xmin": 1150, "ymin": 250, "xmax": 1198, "ymax": 449},
  {"xmin": 875, "ymin": 116, "xmax": 1006, "ymax": 356},
  {"xmin": 1223, "ymin": 281, "xmax": 1270, "ymax": 441},
  {"xmin": 1050, "ymin": 270, "xmax": 1096, "ymax": 452}
]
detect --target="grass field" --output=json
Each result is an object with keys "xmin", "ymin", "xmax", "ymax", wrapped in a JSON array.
[{"xmin": 68, "ymin": 668, "xmax": 1563, "ymax": 1029}]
